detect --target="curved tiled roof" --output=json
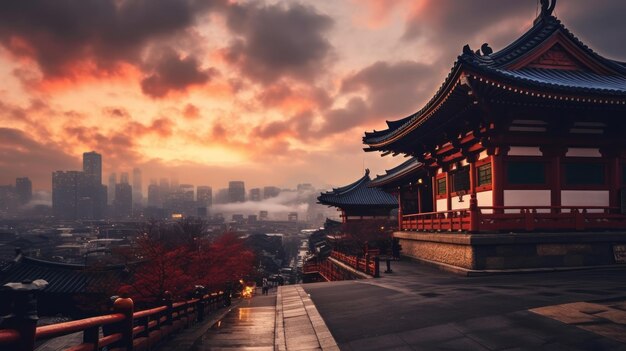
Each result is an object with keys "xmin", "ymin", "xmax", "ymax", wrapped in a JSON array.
[
  {"xmin": 317, "ymin": 169, "xmax": 397, "ymax": 208},
  {"xmin": 0, "ymin": 255, "xmax": 130, "ymax": 294},
  {"xmin": 363, "ymin": 13, "xmax": 626, "ymax": 148},
  {"xmin": 369, "ymin": 158, "xmax": 423, "ymax": 188}
]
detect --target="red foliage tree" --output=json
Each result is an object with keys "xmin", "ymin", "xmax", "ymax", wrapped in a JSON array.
[{"xmin": 125, "ymin": 226, "xmax": 256, "ymax": 304}]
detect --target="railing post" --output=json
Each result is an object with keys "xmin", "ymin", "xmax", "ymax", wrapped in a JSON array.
[
  {"xmin": 469, "ymin": 194, "xmax": 479, "ymax": 233},
  {"xmin": 574, "ymin": 209, "xmax": 585, "ymax": 231},
  {"xmin": 374, "ymin": 257, "xmax": 380, "ymax": 278},
  {"xmin": 112, "ymin": 296, "xmax": 134, "ymax": 351},
  {"xmin": 194, "ymin": 286, "xmax": 205, "ymax": 323},
  {"xmin": 2, "ymin": 279, "xmax": 48, "ymax": 351},
  {"xmin": 163, "ymin": 291, "xmax": 173, "ymax": 327}
]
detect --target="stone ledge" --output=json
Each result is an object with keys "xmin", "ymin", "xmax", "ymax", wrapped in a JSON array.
[{"xmin": 395, "ymin": 231, "xmax": 626, "ymax": 246}]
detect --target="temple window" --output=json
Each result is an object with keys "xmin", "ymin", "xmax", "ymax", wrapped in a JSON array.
[
  {"xmin": 477, "ymin": 163, "xmax": 492, "ymax": 187},
  {"xmin": 452, "ymin": 166, "xmax": 470, "ymax": 193},
  {"xmin": 436, "ymin": 177, "xmax": 447, "ymax": 196},
  {"xmin": 564, "ymin": 162, "xmax": 605, "ymax": 185},
  {"xmin": 506, "ymin": 161, "xmax": 546, "ymax": 185}
]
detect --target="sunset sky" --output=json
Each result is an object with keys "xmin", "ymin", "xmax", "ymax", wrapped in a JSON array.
[{"xmin": 2, "ymin": 0, "xmax": 626, "ymax": 192}]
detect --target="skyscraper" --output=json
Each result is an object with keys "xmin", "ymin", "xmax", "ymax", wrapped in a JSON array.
[
  {"xmin": 114, "ymin": 183, "xmax": 132, "ymax": 218},
  {"xmin": 228, "ymin": 181, "xmax": 245, "ymax": 203},
  {"xmin": 197, "ymin": 186, "xmax": 212, "ymax": 207},
  {"xmin": 132, "ymin": 168, "xmax": 142, "ymax": 206},
  {"xmin": 120, "ymin": 172, "xmax": 129, "ymax": 184},
  {"xmin": 249, "ymin": 188, "xmax": 261, "ymax": 201},
  {"xmin": 263, "ymin": 186, "xmax": 281, "ymax": 199},
  {"xmin": 52, "ymin": 171, "xmax": 87, "ymax": 219},
  {"xmin": 15, "ymin": 177, "xmax": 32, "ymax": 205},
  {"xmin": 108, "ymin": 173, "xmax": 117, "ymax": 205},
  {"xmin": 82, "ymin": 151, "xmax": 106, "ymax": 219},
  {"xmin": 147, "ymin": 184, "xmax": 161, "ymax": 208},
  {"xmin": 83, "ymin": 151, "xmax": 102, "ymax": 184}
]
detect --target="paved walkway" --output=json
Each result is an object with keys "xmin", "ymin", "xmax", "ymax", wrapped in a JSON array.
[
  {"xmin": 303, "ymin": 260, "xmax": 626, "ymax": 350},
  {"xmin": 189, "ymin": 286, "xmax": 338, "ymax": 351}
]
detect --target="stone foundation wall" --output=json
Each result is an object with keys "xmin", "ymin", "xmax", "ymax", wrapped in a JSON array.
[{"xmin": 394, "ymin": 231, "xmax": 626, "ymax": 271}]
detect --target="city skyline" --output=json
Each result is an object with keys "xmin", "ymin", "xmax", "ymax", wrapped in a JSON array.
[{"xmin": 3, "ymin": 1, "xmax": 626, "ymax": 192}]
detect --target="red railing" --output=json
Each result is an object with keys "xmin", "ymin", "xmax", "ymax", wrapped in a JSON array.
[
  {"xmin": 401, "ymin": 205, "xmax": 626, "ymax": 233},
  {"xmin": 330, "ymin": 251, "xmax": 379, "ymax": 277},
  {"xmin": 0, "ymin": 292, "xmax": 227, "ymax": 351}
]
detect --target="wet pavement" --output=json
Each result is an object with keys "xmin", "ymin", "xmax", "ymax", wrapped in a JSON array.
[
  {"xmin": 190, "ymin": 290, "xmax": 277, "ymax": 351},
  {"xmin": 303, "ymin": 260, "xmax": 626, "ymax": 350}
]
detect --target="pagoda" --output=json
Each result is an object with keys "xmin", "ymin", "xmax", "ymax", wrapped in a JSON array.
[
  {"xmin": 363, "ymin": 0, "xmax": 626, "ymax": 271},
  {"xmin": 318, "ymin": 169, "xmax": 398, "ymax": 223}
]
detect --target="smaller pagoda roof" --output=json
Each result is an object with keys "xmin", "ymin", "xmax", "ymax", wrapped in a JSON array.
[
  {"xmin": 317, "ymin": 169, "xmax": 397, "ymax": 208},
  {"xmin": 0, "ymin": 254, "xmax": 130, "ymax": 294},
  {"xmin": 369, "ymin": 158, "xmax": 424, "ymax": 188}
]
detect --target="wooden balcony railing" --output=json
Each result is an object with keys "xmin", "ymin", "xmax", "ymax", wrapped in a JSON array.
[
  {"xmin": 330, "ymin": 251, "xmax": 379, "ymax": 277},
  {"xmin": 401, "ymin": 201, "xmax": 626, "ymax": 233},
  {"xmin": 0, "ymin": 288, "xmax": 227, "ymax": 351}
]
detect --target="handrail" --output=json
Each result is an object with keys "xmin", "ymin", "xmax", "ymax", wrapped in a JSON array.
[
  {"xmin": 35, "ymin": 314, "xmax": 125, "ymax": 339},
  {"xmin": 0, "ymin": 290, "xmax": 228, "ymax": 351},
  {"xmin": 400, "ymin": 204, "xmax": 626, "ymax": 233}
]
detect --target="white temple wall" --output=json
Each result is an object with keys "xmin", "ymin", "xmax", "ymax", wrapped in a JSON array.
[
  {"xmin": 503, "ymin": 190, "xmax": 551, "ymax": 213},
  {"xmin": 436, "ymin": 198, "xmax": 448, "ymax": 212},
  {"xmin": 561, "ymin": 190, "xmax": 609, "ymax": 213}
]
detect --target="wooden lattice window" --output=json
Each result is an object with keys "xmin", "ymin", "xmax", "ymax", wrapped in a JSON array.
[
  {"xmin": 477, "ymin": 163, "xmax": 492, "ymax": 187},
  {"xmin": 565, "ymin": 162, "xmax": 605, "ymax": 185},
  {"xmin": 507, "ymin": 161, "xmax": 546, "ymax": 185},
  {"xmin": 436, "ymin": 177, "xmax": 447, "ymax": 196}
]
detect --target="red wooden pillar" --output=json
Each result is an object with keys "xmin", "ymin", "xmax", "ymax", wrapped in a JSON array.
[
  {"xmin": 396, "ymin": 191, "xmax": 402, "ymax": 230},
  {"xmin": 417, "ymin": 185, "xmax": 423, "ymax": 213},
  {"xmin": 602, "ymin": 148, "xmax": 621, "ymax": 212},
  {"xmin": 490, "ymin": 151, "xmax": 504, "ymax": 211},
  {"xmin": 542, "ymin": 146, "xmax": 566, "ymax": 213}
]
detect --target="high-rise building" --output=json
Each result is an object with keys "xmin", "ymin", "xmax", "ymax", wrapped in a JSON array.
[
  {"xmin": 132, "ymin": 168, "xmax": 143, "ymax": 206},
  {"xmin": 108, "ymin": 173, "xmax": 116, "ymax": 205},
  {"xmin": 83, "ymin": 151, "xmax": 102, "ymax": 185},
  {"xmin": 120, "ymin": 172, "xmax": 129, "ymax": 184},
  {"xmin": 0, "ymin": 185, "xmax": 19, "ymax": 217},
  {"xmin": 263, "ymin": 186, "xmax": 281, "ymax": 199},
  {"xmin": 215, "ymin": 188, "xmax": 229, "ymax": 204},
  {"xmin": 15, "ymin": 177, "xmax": 32, "ymax": 205},
  {"xmin": 81, "ymin": 151, "xmax": 106, "ymax": 219},
  {"xmin": 180, "ymin": 184, "xmax": 194, "ymax": 202},
  {"xmin": 114, "ymin": 183, "xmax": 132, "ymax": 218},
  {"xmin": 197, "ymin": 186, "xmax": 212, "ymax": 207},
  {"xmin": 159, "ymin": 178, "xmax": 170, "ymax": 196},
  {"xmin": 147, "ymin": 184, "xmax": 161, "ymax": 208},
  {"xmin": 249, "ymin": 188, "xmax": 261, "ymax": 201},
  {"xmin": 228, "ymin": 181, "xmax": 245, "ymax": 203},
  {"xmin": 52, "ymin": 171, "xmax": 88, "ymax": 219}
]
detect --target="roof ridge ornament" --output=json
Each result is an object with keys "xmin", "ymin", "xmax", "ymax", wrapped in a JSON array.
[{"xmin": 536, "ymin": 0, "xmax": 557, "ymax": 23}]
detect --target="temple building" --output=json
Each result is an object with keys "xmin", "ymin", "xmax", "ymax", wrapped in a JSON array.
[
  {"xmin": 363, "ymin": 0, "xmax": 626, "ymax": 271},
  {"xmin": 318, "ymin": 169, "xmax": 398, "ymax": 223}
]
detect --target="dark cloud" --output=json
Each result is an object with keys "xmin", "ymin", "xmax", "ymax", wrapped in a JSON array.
[
  {"xmin": 140, "ymin": 48, "xmax": 217, "ymax": 98},
  {"xmin": 0, "ymin": 128, "xmax": 79, "ymax": 189},
  {"xmin": 319, "ymin": 97, "xmax": 368, "ymax": 135},
  {"xmin": 257, "ymin": 82, "xmax": 332, "ymax": 110},
  {"xmin": 341, "ymin": 60, "xmax": 435, "ymax": 118},
  {"xmin": 557, "ymin": 0, "xmax": 626, "ymax": 58},
  {"xmin": 0, "ymin": 0, "xmax": 224, "ymax": 79},
  {"xmin": 224, "ymin": 2, "xmax": 334, "ymax": 83},
  {"xmin": 400, "ymin": 0, "xmax": 537, "ymax": 68}
]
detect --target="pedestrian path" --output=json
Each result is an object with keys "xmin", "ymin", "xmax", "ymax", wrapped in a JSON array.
[
  {"xmin": 190, "ymin": 292, "xmax": 277, "ymax": 350},
  {"xmin": 275, "ymin": 285, "xmax": 339, "ymax": 351},
  {"xmin": 188, "ymin": 286, "xmax": 338, "ymax": 351}
]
